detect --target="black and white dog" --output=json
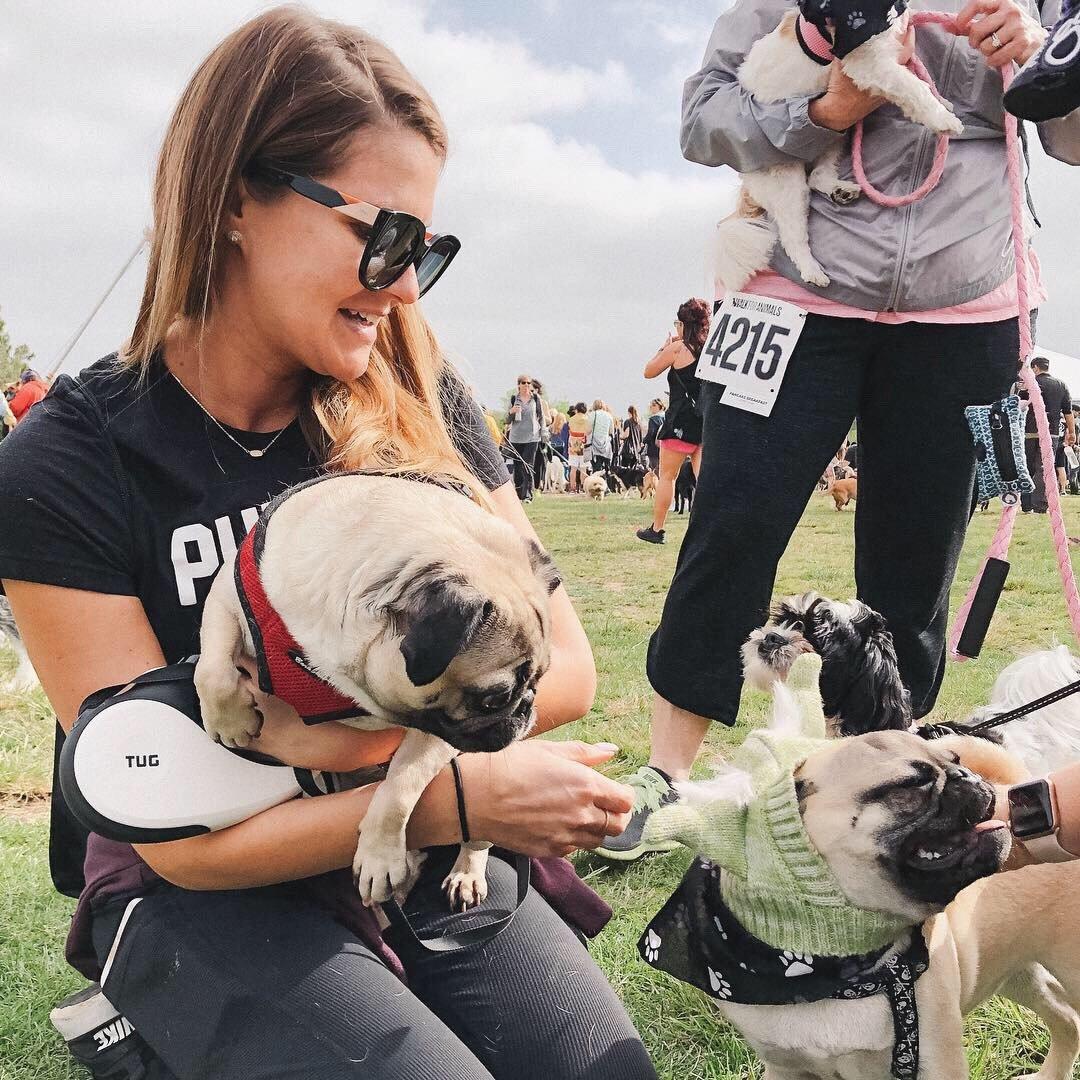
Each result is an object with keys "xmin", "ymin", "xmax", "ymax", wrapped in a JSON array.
[{"xmin": 742, "ymin": 591, "xmax": 911, "ymax": 736}]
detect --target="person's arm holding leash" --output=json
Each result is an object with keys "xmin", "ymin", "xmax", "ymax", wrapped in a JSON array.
[
  {"xmin": 955, "ymin": 0, "xmax": 1080, "ymax": 163},
  {"xmin": 5, "ymin": 579, "xmax": 631, "ymax": 890}
]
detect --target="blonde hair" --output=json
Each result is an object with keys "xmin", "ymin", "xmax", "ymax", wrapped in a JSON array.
[{"xmin": 123, "ymin": 6, "xmax": 486, "ymax": 499}]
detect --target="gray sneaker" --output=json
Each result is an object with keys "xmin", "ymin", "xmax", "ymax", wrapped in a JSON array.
[{"xmin": 594, "ymin": 765, "xmax": 680, "ymax": 861}]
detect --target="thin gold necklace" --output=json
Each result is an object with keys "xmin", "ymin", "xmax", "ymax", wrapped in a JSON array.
[{"xmin": 171, "ymin": 373, "xmax": 293, "ymax": 459}]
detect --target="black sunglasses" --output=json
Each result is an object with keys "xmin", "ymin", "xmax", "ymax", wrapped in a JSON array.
[{"xmin": 255, "ymin": 166, "xmax": 460, "ymax": 298}]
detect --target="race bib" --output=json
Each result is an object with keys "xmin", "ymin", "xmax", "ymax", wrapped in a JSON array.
[{"xmin": 697, "ymin": 293, "xmax": 807, "ymax": 417}]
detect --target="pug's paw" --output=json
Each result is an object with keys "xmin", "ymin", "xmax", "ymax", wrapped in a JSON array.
[
  {"xmin": 195, "ymin": 666, "xmax": 263, "ymax": 748},
  {"xmin": 353, "ymin": 832, "xmax": 411, "ymax": 906},
  {"xmin": 442, "ymin": 842, "xmax": 490, "ymax": 911},
  {"xmin": 443, "ymin": 868, "xmax": 488, "ymax": 911}
]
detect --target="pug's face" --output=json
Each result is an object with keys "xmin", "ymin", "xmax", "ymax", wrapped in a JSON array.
[
  {"xmin": 339, "ymin": 532, "xmax": 559, "ymax": 754},
  {"xmin": 795, "ymin": 730, "xmax": 1011, "ymax": 921}
]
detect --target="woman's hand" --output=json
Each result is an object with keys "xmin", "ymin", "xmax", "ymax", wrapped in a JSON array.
[
  {"xmin": 237, "ymin": 655, "xmax": 405, "ymax": 771},
  {"xmin": 809, "ymin": 24, "xmax": 916, "ymax": 131},
  {"xmin": 955, "ymin": 0, "xmax": 1047, "ymax": 68},
  {"xmin": 460, "ymin": 740, "xmax": 634, "ymax": 856}
]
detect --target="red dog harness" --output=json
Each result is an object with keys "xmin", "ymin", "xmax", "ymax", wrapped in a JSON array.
[{"xmin": 234, "ymin": 471, "xmax": 473, "ymax": 725}]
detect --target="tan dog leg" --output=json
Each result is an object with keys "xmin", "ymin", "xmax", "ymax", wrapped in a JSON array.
[
  {"xmin": 194, "ymin": 567, "xmax": 264, "ymax": 748},
  {"xmin": 1001, "ymin": 967, "xmax": 1080, "ymax": 1080},
  {"xmin": 442, "ymin": 841, "xmax": 492, "ymax": 911},
  {"xmin": 353, "ymin": 727, "xmax": 457, "ymax": 906}
]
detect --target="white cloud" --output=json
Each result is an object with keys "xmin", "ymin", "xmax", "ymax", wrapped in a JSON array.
[{"xmin": 0, "ymin": 0, "xmax": 731, "ymax": 413}]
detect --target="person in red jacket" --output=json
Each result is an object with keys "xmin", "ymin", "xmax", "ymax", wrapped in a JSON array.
[{"xmin": 8, "ymin": 370, "xmax": 48, "ymax": 421}]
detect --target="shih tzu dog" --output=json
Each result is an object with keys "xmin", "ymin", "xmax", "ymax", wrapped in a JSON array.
[
  {"xmin": 742, "ymin": 591, "xmax": 912, "ymax": 736},
  {"xmin": 714, "ymin": 0, "xmax": 963, "ymax": 291}
]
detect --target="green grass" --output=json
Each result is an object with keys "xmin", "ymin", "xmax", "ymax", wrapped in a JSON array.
[{"xmin": 2, "ymin": 492, "xmax": 1080, "ymax": 1077}]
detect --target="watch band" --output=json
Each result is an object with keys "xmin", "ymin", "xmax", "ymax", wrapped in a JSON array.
[
  {"xmin": 1009, "ymin": 778, "xmax": 1077, "ymax": 863},
  {"xmin": 1019, "ymin": 831, "xmax": 1076, "ymax": 863}
]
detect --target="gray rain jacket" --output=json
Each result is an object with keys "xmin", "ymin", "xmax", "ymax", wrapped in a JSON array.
[{"xmin": 682, "ymin": 0, "xmax": 1080, "ymax": 312}]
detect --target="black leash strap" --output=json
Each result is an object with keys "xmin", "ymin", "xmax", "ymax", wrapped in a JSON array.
[
  {"xmin": 967, "ymin": 677, "xmax": 1080, "ymax": 733},
  {"xmin": 381, "ymin": 853, "xmax": 531, "ymax": 953}
]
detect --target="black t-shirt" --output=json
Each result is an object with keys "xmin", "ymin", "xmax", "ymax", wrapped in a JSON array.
[
  {"xmin": 1023, "ymin": 373, "xmax": 1072, "ymax": 435},
  {"xmin": 0, "ymin": 352, "xmax": 508, "ymax": 892}
]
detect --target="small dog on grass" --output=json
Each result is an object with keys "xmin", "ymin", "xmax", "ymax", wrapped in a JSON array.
[{"xmin": 674, "ymin": 459, "xmax": 697, "ymax": 514}]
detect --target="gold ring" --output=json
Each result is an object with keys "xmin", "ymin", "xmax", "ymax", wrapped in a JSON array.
[{"xmin": 990, "ymin": 31, "xmax": 1004, "ymax": 48}]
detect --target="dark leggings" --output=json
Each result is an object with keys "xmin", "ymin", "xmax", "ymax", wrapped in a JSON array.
[
  {"xmin": 510, "ymin": 441, "xmax": 538, "ymax": 500},
  {"xmin": 91, "ymin": 848, "xmax": 656, "ymax": 1080},
  {"xmin": 647, "ymin": 314, "xmax": 1020, "ymax": 724}
]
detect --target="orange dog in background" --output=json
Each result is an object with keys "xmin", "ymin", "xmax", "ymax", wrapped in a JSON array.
[{"xmin": 828, "ymin": 473, "xmax": 857, "ymax": 510}]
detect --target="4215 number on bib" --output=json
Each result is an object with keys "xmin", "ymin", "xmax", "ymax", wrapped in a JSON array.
[{"xmin": 697, "ymin": 293, "xmax": 807, "ymax": 417}]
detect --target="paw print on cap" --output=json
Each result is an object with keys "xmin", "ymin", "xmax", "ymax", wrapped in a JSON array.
[
  {"xmin": 708, "ymin": 968, "xmax": 733, "ymax": 999},
  {"xmin": 644, "ymin": 928, "xmax": 662, "ymax": 963},
  {"xmin": 780, "ymin": 950, "xmax": 815, "ymax": 977},
  {"xmin": 847, "ymin": 9, "xmax": 867, "ymax": 28}
]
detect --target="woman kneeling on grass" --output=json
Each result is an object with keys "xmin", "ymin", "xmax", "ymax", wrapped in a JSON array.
[{"xmin": 0, "ymin": 10, "xmax": 655, "ymax": 1078}]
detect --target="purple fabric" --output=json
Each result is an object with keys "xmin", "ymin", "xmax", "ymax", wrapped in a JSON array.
[{"xmin": 68, "ymin": 836, "xmax": 612, "ymax": 982}]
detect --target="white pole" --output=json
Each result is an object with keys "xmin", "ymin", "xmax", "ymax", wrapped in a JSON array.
[{"xmin": 46, "ymin": 234, "xmax": 148, "ymax": 379}]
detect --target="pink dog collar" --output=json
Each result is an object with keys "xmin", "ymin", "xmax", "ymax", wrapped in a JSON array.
[{"xmin": 796, "ymin": 14, "xmax": 835, "ymax": 65}]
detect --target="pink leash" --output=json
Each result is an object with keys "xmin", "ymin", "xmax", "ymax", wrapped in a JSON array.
[
  {"xmin": 850, "ymin": 12, "xmax": 1080, "ymax": 653},
  {"xmin": 949, "ymin": 55, "xmax": 1080, "ymax": 656},
  {"xmin": 851, "ymin": 12, "xmax": 961, "ymax": 206}
]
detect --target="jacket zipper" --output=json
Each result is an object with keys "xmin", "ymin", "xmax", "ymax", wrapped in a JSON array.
[{"xmin": 885, "ymin": 31, "xmax": 960, "ymax": 312}]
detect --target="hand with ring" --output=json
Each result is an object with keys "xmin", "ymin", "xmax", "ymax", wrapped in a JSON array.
[{"xmin": 955, "ymin": 0, "xmax": 1048, "ymax": 69}]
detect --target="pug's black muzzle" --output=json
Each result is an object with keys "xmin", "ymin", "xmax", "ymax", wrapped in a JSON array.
[
  {"xmin": 407, "ymin": 691, "xmax": 536, "ymax": 753},
  {"xmin": 892, "ymin": 766, "xmax": 1006, "ymax": 906}
]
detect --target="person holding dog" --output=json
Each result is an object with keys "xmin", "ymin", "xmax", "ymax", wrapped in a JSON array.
[
  {"xmin": 0, "ymin": 10, "xmax": 653, "ymax": 1078},
  {"xmin": 602, "ymin": 0, "xmax": 1080, "ymax": 860},
  {"xmin": 636, "ymin": 300, "xmax": 706, "ymax": 547}
]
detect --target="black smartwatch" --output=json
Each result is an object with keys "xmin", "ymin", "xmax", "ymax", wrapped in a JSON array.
[{"xmin": 1007, "ymin": 778, "xmax": 1074, "ymax": 862}]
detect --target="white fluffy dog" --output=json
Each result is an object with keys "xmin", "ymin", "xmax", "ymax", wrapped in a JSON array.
[
  {"xmin": 971, "ymin": 646, "xmax": 1080, "ymax": 776},
  {"xmin": 715, "ymin": 9, "xmax": 963, "ymax": 291}
]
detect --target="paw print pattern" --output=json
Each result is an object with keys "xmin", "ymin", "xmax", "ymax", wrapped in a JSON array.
[
  {"xmin": 712, "ymin": 916, "xmax": 728, "ymax": 941},
  {"xmin": 780, "ymin": 950, "xmax": 815, "ymax": 977},
  {"xmin": 847, "ymin": 9, "xmax": 867, "ymax": 28},
  {"xmin": 644, "ymin": 928, "xmax": 662, "ymax": 963},
  {"xmin": 707, "ymin": 968, "xmax": 733, "ymax": 999}
]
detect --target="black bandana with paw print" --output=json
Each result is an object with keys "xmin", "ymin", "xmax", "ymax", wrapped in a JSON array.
[
  {"xmin": 798, "ymin": 0, "xmax": 908, "ymax": 59},
  {"xmin": 638, "ymin": 858, "xmax": 929, "ymax": 1080}
]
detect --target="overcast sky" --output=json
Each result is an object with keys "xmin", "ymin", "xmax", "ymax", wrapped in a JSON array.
[{"xmin": 3, "ymin": 0, "xmax": 1079, "ymax": 412}]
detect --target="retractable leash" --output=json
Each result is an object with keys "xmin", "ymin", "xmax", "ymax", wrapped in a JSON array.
[
  {"xmin": 61, "ymin": 660, "xmax": 529, "ymax": 953},
  {"xmin": 847, "ymin": 13, "xmax": 1080, "ymax": 659}
]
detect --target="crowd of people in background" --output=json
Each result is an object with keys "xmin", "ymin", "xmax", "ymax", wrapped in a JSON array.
[
  {"xmin": 482, "ymin": 300, "xmax": 712, "ymax": 546},
  {"xmin": 0, "ymin": 368, "xmax": 49, "ymax": 438},
  {"xmin": 482, "ymin": 333, "xmax": 1080, "ymax": 556}
]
